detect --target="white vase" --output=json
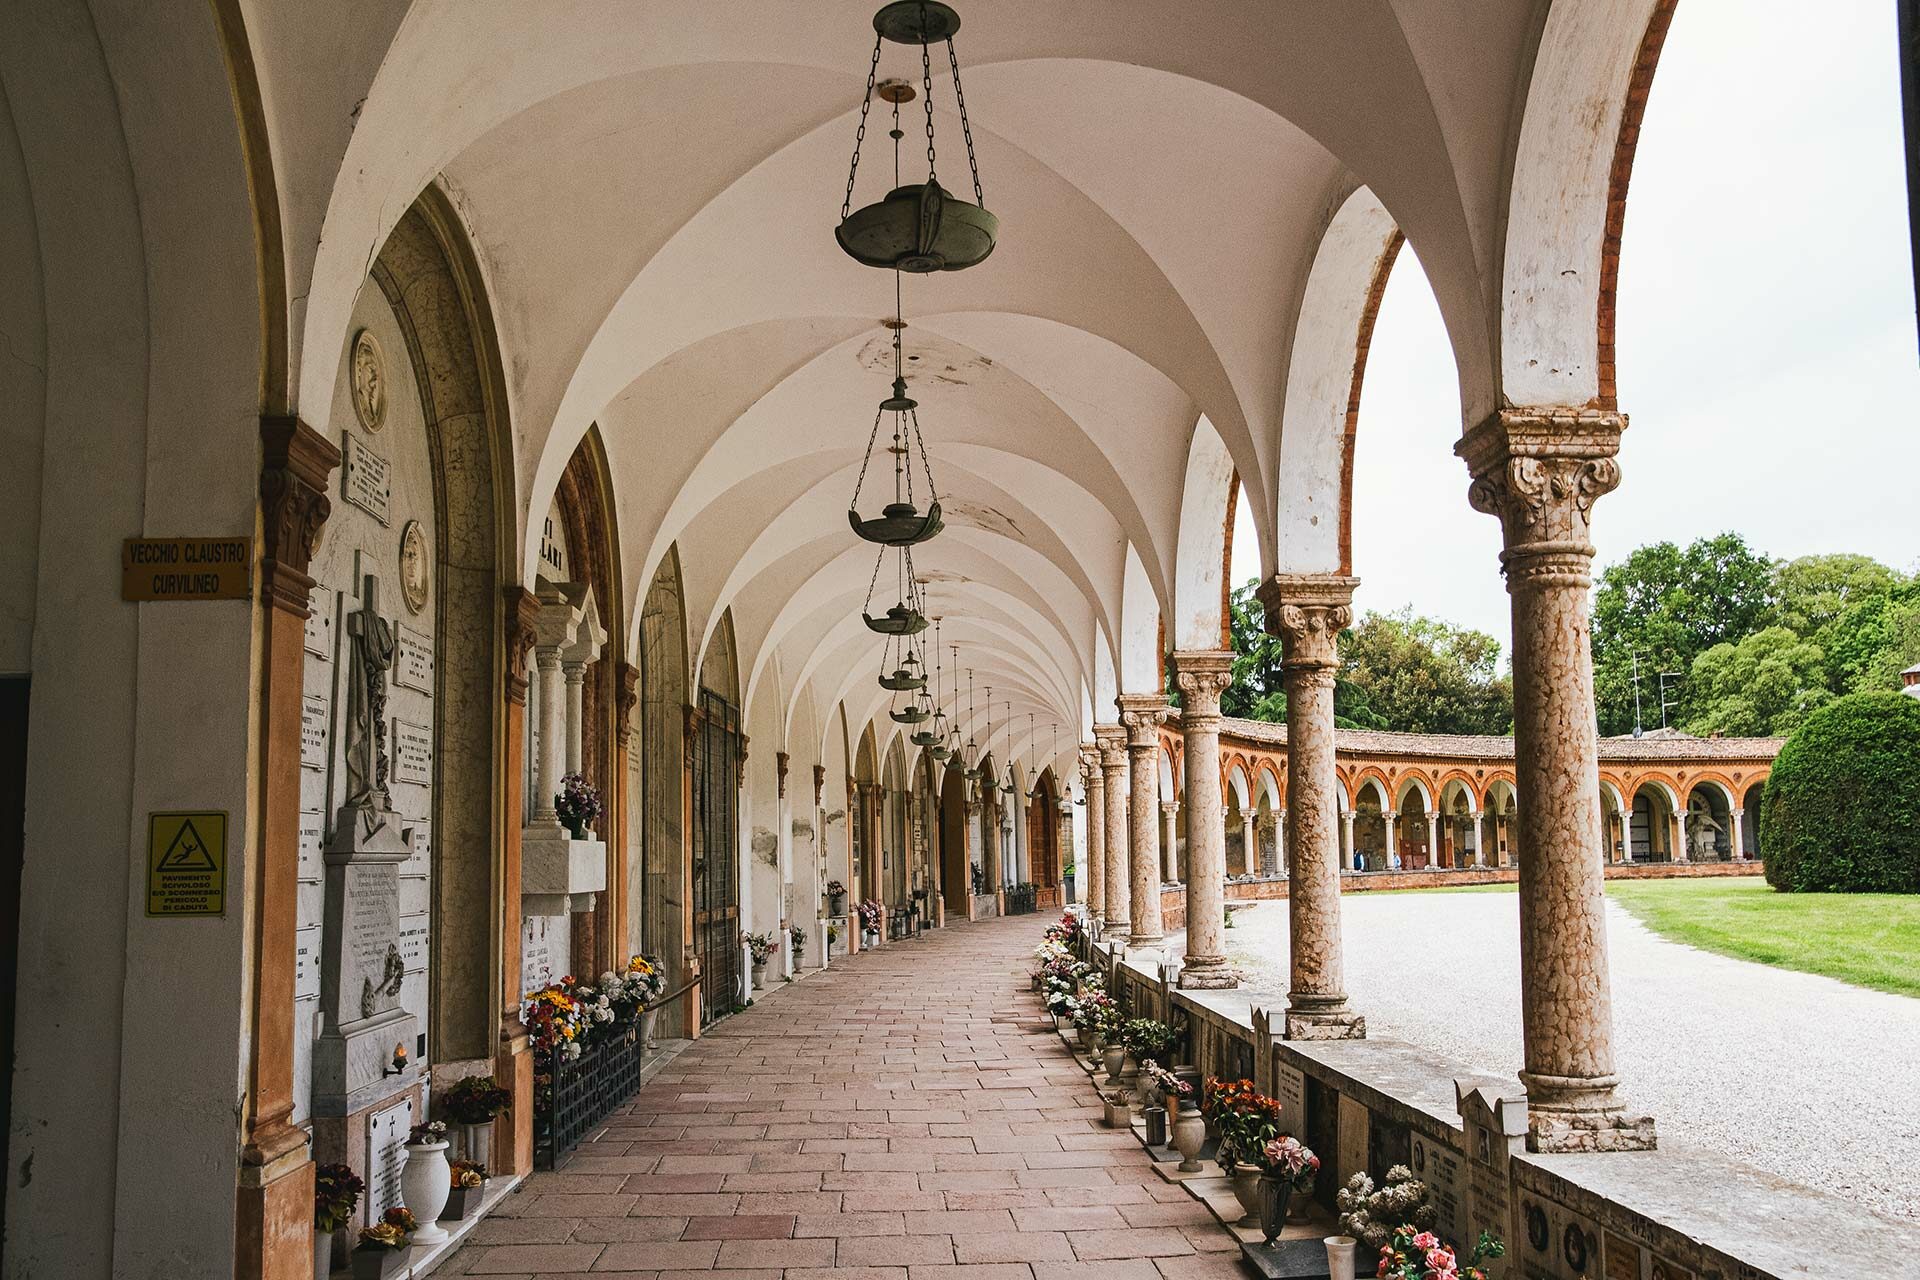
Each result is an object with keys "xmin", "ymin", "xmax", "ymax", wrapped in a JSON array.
[
  {"xmin": 314, "ymin": 1227, "xmax": 334, "ymax": 1279},
  {"xmin": 1325, "ymin": 1235, "xmax": 1358, "ymax": 1280},
  {"xmin": 641, "ymin": 1007, "xmax": 659, "ymax": 1050},
  {"xmin": 1170, "ymin": 1104, "xmax": 1206, "ymax": 1173},
  {"xmin": 399, "ymin": 1139, "xmax": 452, "ymax": 1244},
  {"xmin": 459, "ymin": 1121, "xmax": 493, "ymax": 1172}
]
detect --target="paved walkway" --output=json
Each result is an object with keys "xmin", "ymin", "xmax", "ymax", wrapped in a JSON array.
[{"xmin": 442, "ymin": 916, "xmax": 1243, "ymax": 1278}]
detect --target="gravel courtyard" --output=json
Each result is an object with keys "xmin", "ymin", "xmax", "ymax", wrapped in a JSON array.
[{"xmin": 1176, "ymin": 883, "xmax": 1920, "ymax": 1224}]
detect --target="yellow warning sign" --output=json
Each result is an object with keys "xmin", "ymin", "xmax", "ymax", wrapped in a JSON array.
[{"xmin": 147, "ymin": 811, "xmax": 227, "ymax": 916}]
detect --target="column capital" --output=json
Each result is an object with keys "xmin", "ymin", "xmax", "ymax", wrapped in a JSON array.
[
  {"xmin": 615, "ymin": 661, "xmax": 639, "ymax": 744},
  {"xmin": 1116, "ymin": 694, "xmax": 1173, "ymax": 746},
  {"xmin": 503, "ymin": 586, "xmax": 542, "ymax": 706},
  {"xmin": 258, "ymin": 416, "xmax": 341, "ymax": 616},
  {"xmin": 1092, "ymin": 722, "xmax": 1127, "ymax": 768},
  {"xmin": 1169, "ymin": 650, "xmax": 1235, "ymax": 721},
  {"xmin": 1457, "ymin": 407, "xmax": 1625, "ymax": 584},
  {"xmin": 1258, "ymin": 574, "xmax": 1358, "ymax": 671}
]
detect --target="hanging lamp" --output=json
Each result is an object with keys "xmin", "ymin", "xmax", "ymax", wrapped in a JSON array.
[
  {"xmin": 1029, "ymin": 721, "xmax": 1054, "ymax": 800},
  {"xmin": 848, "ymin": 284, "xmax": 943, "ymax": 546},
  {"xmin": 836, "ymin": 2, "xmax": 996, "ymax": 273},
  {"xmin": 913, "ymin": 619, "xmax": 945, "ymax": 750},
  {"xmin": 1000, "ymin": 699, "xmax": 1017, "ymax": 795},
  {"xmin": 963, "ymin": 670, "xmax": 981, "ymax": 779},
  {"xmin": 861, "ymin": 543, "xmax": 928, "ymax": 635}
]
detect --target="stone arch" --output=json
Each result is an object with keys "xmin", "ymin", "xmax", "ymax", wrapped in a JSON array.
[
  {"xmin": 1629, "ymin": 778, "xmax": 1681, "ymax": 862},
  {"xmin": 1598, "ymin": 778, "xmax": 1628, "ymax": 864},
  {"xmin": 940, "ymin": 760, "xmax": 969, "ymax": 920},
  {"xmin": 638, "ymin": 546, "xmax": 689, "ymax": 1032},
  {"xmin": 367, "ymin": 188, "xmax": 515, "ymax": 1068},
  {"xmin": 1392, "ymin": 775, "xmax": 1435, "ymax": 868},
  {"xmin": 1500, "ymin": 0, "xmax": 1674, "ymax": 410},
  {"xmin": 1173, "ymin": 415, "xmax": 1238, "ymax": 649},
  {"xmin": 1684, "ymin": 778, "xmax": 1736, "ymax": 862},
  {"xmin": 1742, "ymin": 778, "xmax": 1766, "ymax": 858},
  {"xmin": 1436, "ymin": 775, "xmax": 1479, "ymax": 868},
  {"xmin": 1275, "ymin": 185, "xmax": 1406, "ymax": 577},
  {"xmin": 699, "ymin": 607, "xmax": 741, "ymax": 704}
]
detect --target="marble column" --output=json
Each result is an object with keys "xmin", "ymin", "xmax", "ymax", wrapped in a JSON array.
[
  {"xmin": 1383, "ymin": 812, "xmax": 1398, "ymax": 869},
  {"xmin": 1118, "ymin": 695, "xmax": 1171, "ymax": 948},
  {"xmin": 1342, "ymin": 810, "xmax": 1356, "ymax": 870},
  {"xmin": 1080, "ymin": 746, "xmax": 1105, "ymax": 924},
  {"xmin": 1258, "ymin": 575, "xmax": 1364, "ymax": 1039},
  {"xmin": 1472, "ymin": 811, "xmax": 1487, "ymax": 867},
  {"xmin": 1277, "ymin": 809, "xmax": 1288, "ymax": 877},
  {"xmin": 1171, "ymin": 651, "xmax": 1236, "ymax": 988},
  {"xmin": 1057, "ymin": 802, "xmax": 1075, "ymax": 902},
  {"xmin": 1458, "ymin": 407, "xmax": 1654, "ymax": 1151},
  {"xmin": 1095, "ymin": 724, "xmax": 1130, "ymax": 931},
  {"xmin": 1731, "ymin": 807, "xmax": 1746, "ymax": 861},
  {"xmin": 1161, "ymin": 802, "xmax": 1179, "ymax": 883},
  {"xmin": 1426, "ymin": 810, "xmax": 1440, "ymax": 869},
  {"xmin": 1672, "ymin": 810, "xmax": 1688, "ymax": 863}
]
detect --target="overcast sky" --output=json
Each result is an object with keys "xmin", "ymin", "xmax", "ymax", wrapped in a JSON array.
[{"xmin": 1231, "ymin": 0, "xmax": 1920, "ymax": 649}]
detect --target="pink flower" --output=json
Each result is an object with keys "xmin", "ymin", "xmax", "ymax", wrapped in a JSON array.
[
  {"xmin": 1412, "ymin": 1233, "xmax": 1441, "ymax": 1252},
  {"xmin": 1425, "ymin": 1247, "xmax": 1456, "ymax": 1272}
]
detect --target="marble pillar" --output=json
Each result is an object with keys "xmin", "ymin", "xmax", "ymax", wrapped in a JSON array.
[
  {"xmin": 1171, "ymin": 652, "xmax": 1236, "ymax": 989},
  {"xmin": 1426, "ymin": 811, "xmax": 1440, "ymax": 869},
  {"xmin": 1458, "ymin": 407, "xmax": 1654, "ymax": 1152},
  {"xmin": 1095, "ymin": 724, "xmax": 1130, "ymax": 931},
  {"xmin": 1731, "ymin": 808, "xmax": 1746, "ymax": 861},
  {"xmin": 1342, "ymin": 810, "xmax": 1356, "ymax": 871},
  {"xmin": 1118, "ymin": 695, "xmax": 1171, "ymax": 948},
  {"xmin": 1160, "ymin": 802, "xmax": 1179, "ymax": 883},
  {"xmin": 1080, "ymin": 746, "xmax": 1105, "ymax": 925},
  {"xmin": 1472, "ymin": 811, "xmax": 1487, "ymax": 867},
  {"xmin": 1259, "ymin": 574, "xmax": 1364, "ymax": 1040},
  {"xmin": 1383, "ymin": 812, "xmax": 1399, "ymax": 870}
]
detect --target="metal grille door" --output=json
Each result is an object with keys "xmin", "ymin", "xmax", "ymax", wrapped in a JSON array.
[{"xmin": 693, "ymin": 691, "xmax": 741, "ymax": 1024}]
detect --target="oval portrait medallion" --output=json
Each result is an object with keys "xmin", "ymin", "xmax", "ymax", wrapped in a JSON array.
[
  {"xmin": 350, "ymin": 329, "xmax": 388, "ymax": 432},
  {"xmin": 398, "ymin": 519, "xmax": 430, "ymax": 615}
]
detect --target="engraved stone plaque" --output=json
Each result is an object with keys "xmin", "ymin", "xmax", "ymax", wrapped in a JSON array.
[
  {"xmin": 398, "ymin": 912, "xmax": 429, "ymax": 973},
  {"xmin": 395, "ymin": 623, "xmax": 434, "ymax": 694},
  {"xmin": 1274, "ymin": 1057, "xmax": 1306, "ymax": 1136},
  {"xmin": 295, "ymin": 925, "xmax": 322, "ymax": 1001},
  {"xmin": 403, "ymin": 821, "xmax": 430, "ymax": 878},
  {"xmin": 398, "ymin": 873, "xmax": 429, "ymax": 919},
  {"xmin": 366, "ymin": 1096, "xmax": 412, "ymax": 1223},
  {"xmin": 301, "ymin": 694, "xmax": 329, "ymax": 772},
  {"xmin": 298, "ymin": 810, "xmax": 324, "ymax": 884},
  {"xmin": 522, "ymin": 915, "xmax": 559, "ymax": 993},
  {"xmin": 305, "ymin": 585, "xmax": 334, "ymax": 658},
  {"xmin": 1411, "ymin": 1130, "xmax": 1467, "ymax": 1245},
  {"xmin": 341, "ymin": 433, "xmax": 392, "ymax": 526},
  {"xmin": 345, "ymin": 862, "xmax": 401, "ymax": 1020},
  {"xmin": 392, "ymin": 719, "xmax": 431, "ymax": 787}
]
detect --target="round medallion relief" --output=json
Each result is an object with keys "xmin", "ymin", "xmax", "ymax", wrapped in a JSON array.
[
  {"xmin": 399, "ymin": 520, "xmax": 430, "ymax": 615},
  {"xmin": 350, "ymin": 329, "xmax": 388, "ymax": 432}
]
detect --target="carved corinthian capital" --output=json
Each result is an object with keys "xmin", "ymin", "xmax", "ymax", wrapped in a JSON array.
[
  {"xmin": 1115, "ymin": 694, "xmax": 1173, "ymax": 747},
  {"xmin": 1457, "ymin": 408, "xmax": 1625, "ymax": 586},
  {"xmin": 258, "ymin": 417, "xmax": 341, "ymax": 616},
  {"xmin": 1169, "ymin": 651, "xmax": 1234, "ymax": 724},
  {"xmin": 1257, "ymin": 576, "xmax": 1358, "ymax": 672}
]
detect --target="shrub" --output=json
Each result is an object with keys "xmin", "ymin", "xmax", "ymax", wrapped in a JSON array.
[{"xmin": 1760, "ymin": 691, "xmax": 1920, "ymax": 893}]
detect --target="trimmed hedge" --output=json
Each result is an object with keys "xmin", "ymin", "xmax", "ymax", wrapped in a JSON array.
[{"xmin": 1760, "ymin": 691, "xmax": 1920, "ymax": 893}]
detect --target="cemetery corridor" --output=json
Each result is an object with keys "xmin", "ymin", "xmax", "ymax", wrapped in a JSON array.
[{"xmin": 444, "ymin": 916, "xmax": 1240, "ymax": 1277}]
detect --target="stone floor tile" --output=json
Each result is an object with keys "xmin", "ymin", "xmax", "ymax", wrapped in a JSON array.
[
  {"xmin": 835, "ymin": 1233, "xmax": 957, "ymax": 1266},
  {"xmin": 710, "ymin": 1236, "xmax": 838, "ymax": 1268},
  {"xmin": 678, "ymin": 1213, "xmax": 794, "ymax": 1239},
  {"xmin": 567, "ymin": 1217, "xmax": 689, "ymax": 1243},
  {"xmin": 461, "ymin": 1243, "xmax": 606, "ymax": 1273},
  {"xmin": 950, "ymin": 1229, "xmax": 1077, "ymax": 1263},
  {"xmin": 588, "ymin": 1239, "xmax": 721, "ymax": 1270},
  {"xmin": 1066, "ymin": 1226, "xmax": 1199, "ymax": 1259}
]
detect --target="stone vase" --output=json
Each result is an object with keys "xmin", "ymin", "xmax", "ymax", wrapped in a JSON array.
[
  {"xmin": 459, "ymin": 1121, "xmax": 493, "ymax": 1172},
  {"xmin": 1325, "ymin": 1236, "xmax": 1358, "ymax": 1280},
  {"xmin": 315, "ymin": 1228, "xmax": 334, "ymax": 1279},
  {"xmin": 751, "ymin": 961, "xmax": 766, "ymax": 992},
  {"xmin": 1171, "ymin": 1103, "xmax": 1206, "ymax": 1173},
  {"xmin": 642, "ymin": 1007, "xmax": 659, "ymax": 1050},
  {"xmin": 1228, "ymin": 1163, "xmax": 1263, "ymax": 1227},
  {"xmin": 399, "ymin": 1139, "xmax": 452, "ymax": 1245},
  {"xmin": 1257, "ymin": 1174, "xmax": 1293, "ymax": 1245},
  {"xmin": 1101, "ymin": 1044, "xmax": 1127, "ymax": 1082}
]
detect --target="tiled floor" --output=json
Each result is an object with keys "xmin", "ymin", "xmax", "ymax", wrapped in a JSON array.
[{"xmin": 438, "ymin": 915, "xmax": 1246, "ymax": 1278}]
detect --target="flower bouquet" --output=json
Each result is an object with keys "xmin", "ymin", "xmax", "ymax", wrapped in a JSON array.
[
  {"xmin": 1118, "ymin": 1017, "xmax": 1180, "ymax": 1065},
  {"xmin": 857, "ymin": 898, "xmax": 884, "ymax": 940},
  {"xmin": 1374, "ymin": 1226, "xmax": 1505, "ymax": 1280},
  {"xmin": 444, "ymin": 1159, "xmax": 489, "ymax": 1220},
  {"xmin": 314, "ymin": 1162, "xmax": 364, "ymax": 1233},
  {"xmin": 1247, "ymin": 1135, "xmax": 1320, "ymax": 1244},
  {"xmin": 827, "ymin": 879, "xmax": 848, "ymax": 914},
  {"xmin": 353, "ymin": 1208, "xmax": 413, "ymax": 1279},
  {"xmin": 440, "ymin": 1074, "xmax": 511, "ymax": 1126},
  {"xmin": 1336, "ymin": 1166, "xmax": 1436, "ymax": 1250},
  {"xmin": 554, "ymin": 772, "xmax": 601, "ymax": 838},
  {"xmin": 1140, "ymin": 1058, "xmax": 1191, "ymax": 1110}
]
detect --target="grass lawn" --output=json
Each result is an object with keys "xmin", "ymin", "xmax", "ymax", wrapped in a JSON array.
[{"xmin": 1605, "ymin": 877, "xmax": 1920, "ymax": 999}]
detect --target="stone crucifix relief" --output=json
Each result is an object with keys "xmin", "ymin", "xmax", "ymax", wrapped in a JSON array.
[{"xmin": 343, "ymin": 571, "xmax": 398, "ymax": 816}]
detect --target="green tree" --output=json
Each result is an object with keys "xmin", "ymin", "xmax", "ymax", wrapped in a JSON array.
[
  {"xmin": 1338, "ymin": 609, "xmax": 1513, "ymax": 735},
  {"xmin": 1590, "ymin": 533, "xmax": 1777, "ymax": 735},
  {"xmin": 1761, "ymin": 691, "xmax": 1920, "ymax": 893},
  {"xmin": 1813, "ymin": 580, "xmax": 1920, "ymax": 694},
  {"xmin": 1773, "ymin": 553, "xmax": 1908, "ymax": 635},
  {"xmin": 1682, "ymin": 627, "xmax": 1832, "ymax": 737}
]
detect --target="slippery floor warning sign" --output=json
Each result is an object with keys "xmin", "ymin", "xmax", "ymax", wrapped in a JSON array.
[{"xmin": 147, "ymin": 811, "xmax": 227, "ymax": 916}]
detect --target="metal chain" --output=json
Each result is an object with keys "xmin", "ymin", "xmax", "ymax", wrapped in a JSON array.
[
  {"xmin": 909, "ymin": 409, "xmax": 939, "ymax": 503},
  {"xmin": 947, "ymin": 38, "xmax": 984, "ymax": 204},
  {"xmin": 850, "ymin": 403, "xmax": 886, "ymax": 509},
  {"xmin": 863, "ymin": 543, "xmax": 886, "ymax": 614},
  {"xmin": 921, "ymin": 27, "xmax": 938, "ymax": 183},
  {"xmin": 841, "ymin": 33, "xmax": 883, "ymax": 221}
]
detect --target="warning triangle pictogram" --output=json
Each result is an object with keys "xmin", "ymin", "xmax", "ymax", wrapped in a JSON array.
[{"xmin": 156, "ymin": 818, "xmax": 219, "ymax": 872}]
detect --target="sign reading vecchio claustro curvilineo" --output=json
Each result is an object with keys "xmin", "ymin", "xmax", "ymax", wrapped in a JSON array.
[{"xmin": 121, "ymin": 536, "xmax": 251, "ymax": 602}]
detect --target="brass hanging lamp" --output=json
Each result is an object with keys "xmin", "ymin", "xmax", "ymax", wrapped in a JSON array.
[
  {"xmin": 848, "ymin": 303, "xmax": 943, "ymax": 547},
  {"xmin": 861, "ymin": 543, "xmax": 929, "ymax": 635},
  {"xmin": 913, "ymin": 618, "xmax": 945, "ymax": 750},
  {"xmin": 836, "ymin": 2, "xmax": 996, "ymax": 274}
]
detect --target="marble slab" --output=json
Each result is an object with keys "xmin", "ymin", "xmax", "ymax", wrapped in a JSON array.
[
  {"xmin": 395, "ymin": 624, "xmax": 433, "ymax": 695},
  {"xmin": 392, "ymin": 718, "xmax": 431, "ymax": 787},
  {"xmin": 301, "ymin": 694, "xmax": 329, "ymax": 772},
  {"xmin": 341, "ymin": 433, "xmax": 392, "ymax": 526},
  {"xmin": 365, "ymin": 1095, "xmax": 413, "ymax": 1222}
]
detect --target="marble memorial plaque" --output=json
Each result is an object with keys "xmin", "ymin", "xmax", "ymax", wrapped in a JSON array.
[
  {"xmin": 301, "ymin": 694, "xmax": 329, "ymax": 772},
  {"xmin": 345, "ymin": 862, "xmax": 401, "ymax": 1016},
  {"xmin": 304, "ymin": 585, "xmax": 334, "ymax": 658},
  {"xmin": 1410, "ymin": 1130, "xmax": 1467, "ymax": 1244},
  {"xmin": 1515, "ymin": 1189, "xmax": 1604, "ymax": 1280},
  {"xmin": 341, "ymin": 433, "xmax": 392, "ymax": 526},
  {"xmin": 298, "ymin": 810, "xmax": 324, "ymax": 883},
  {"xmin": 1336, "ymin": 1093, "xmax": 1369, "ymax": 1189},
  {"xmin": 295, "ymin": 925, "xmax": 322, "ymax": 1001},
  {"xmin": 366, "ymin": 1096, "xmax": 413, "ymax": 1223},
  {"xmin": 403, "ymin": 821, "xmax": 430, "ymax": 878},
  {"xmin": 395, "ymin": 623, "xmax": 433, "ymax": 694},
  {"xmin": 398, "ymin": 912, "xmax": 429, "ymax": 972},
  {"xmin": 1603, "ymin": 1232, "xmax": 1643, "ymax": 1280},
  {"xmin": 398, "ymin": 873, "xmax": 429, "ymax": 919},
  {"xmin": 392, "ymin": 719, "xmax": 431, "ymax": 787},
  {"xmin": 1274, "ymin": 1057, "xmax": 1306, "ymax": 1136},
  {"xmin": 522, "ymin": 915, "xmax": 559, "ymax": 993}
]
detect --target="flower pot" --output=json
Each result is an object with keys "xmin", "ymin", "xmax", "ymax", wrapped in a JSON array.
[
  {"xmin": 1101, "ymin": 1044, "xmax": 1127, "ymax": 1083},
  {"xmin": 1142, "ymin": 1104, "xmax": 1168, "ymax": 1148},
  {"xmin": 829, "ymin": 892, "xmax": 847, "ymax": 915},
  {"xmin": 1257, "ymin": 1173, "xmax": 1293, "ymax": 1245},
  {"xmin": 459, "ymin": 1121, "xmax": 493, "ymax": 1171},
  {"xmin": 315, "ymin": 1228, "xmax": 335, "ymax": 1279},
  {"xmin": 1170, "ymin": 1106, "xmax": 1207, "ymax": 1173},
  {"xmin": 442, "ymin": 1182, "xmax": 482, "ymax": 1221},
  {"xmin": 564, "ymin": 819, "xmax": 588, "ymax": 840},
  {"xmin": 1103, "ymin": 1099, "xmax": 1131, "ymax": 1128},
  {"xmin": 1325, "ymin": 1235, "xmax": 1358, "ymax": 1280},
  {"xmin": 399, "ymin": 1139, "xmax": 452, "ymax": 1245},
  {"xmin": 751, "ymin": 961, "xmax": 766, "ymax": 991},
  {"xmin": 1228, "ymin": 1163, "xmax": 1263, "ymax": 1227},
  {"xmin": 351, "ymin": 1248, "xmax": 408, "ymax": 1280},
  {"xmin": 642, "ymin": 1007, "xmax": 659, "ymax": 1050}
]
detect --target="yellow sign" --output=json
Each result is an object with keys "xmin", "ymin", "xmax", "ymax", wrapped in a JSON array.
[
  {"xmin": 147, "ymin": 811, "xmax": 228, "ymax": 916},
  {"xmin": 122, "ymin": 537, "xmax": 251, "ymax": 602}
]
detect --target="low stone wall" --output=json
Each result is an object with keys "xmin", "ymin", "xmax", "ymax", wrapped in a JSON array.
[
  {"xmin": 1159, "ymin": 861, "xmax": 1759, "ymax": 930},
  {"xmin": 1065, "ymin": 933, "xmax": 1912, "ymax": 1280}
]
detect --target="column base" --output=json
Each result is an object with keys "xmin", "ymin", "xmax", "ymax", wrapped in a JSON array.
[
  {"xmin": 1128, "ymin": 931, "xmax": 1164, "ymax": 950},
  {"xmin": 1177, "ymin": 957, "xmax": 1239, "ymax": 990},
  {"xmin": 1520, "ymin": 1071, "xmax": 1657, "ymax": 1152},
  {"xmin": 234, "ymin": 1145, "xmax": 313, "ymax": 1280},
  {"xmin": 1284, "ymin": 1004, "xmax": 1366, "ymax": 1041}
]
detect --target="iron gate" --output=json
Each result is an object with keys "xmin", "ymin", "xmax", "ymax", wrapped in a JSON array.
[{"xmin": 693, "ymin": 690, "xmax": 741, "ymax": 1024}]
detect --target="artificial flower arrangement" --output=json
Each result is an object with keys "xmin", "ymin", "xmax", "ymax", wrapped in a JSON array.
[
  {"xmin": 789, "ymin": 924, "xmax": 807, "ymax": 955},
  {"xmin": 1375, "ymin": 1226, "xmax": 1505, "ymax": 1280},
  {"xmin": 1336, "ymin": 1166, "xmax": 1437, "ymax": 1249},
  {"xmin": 439, "ymin": 1074, "xmax": 511, "ymax": 1126},
  {"xmin": 1118, "ymin": 1017, "xmax": 1180, "ymax": 1064},
  {"xmin": 602, "ymin": 954, "xmax": 668, "ymax": 1023},
  {"xmin": 554, "ymin": 772, "xmax": 602, "ymax": 835},
  {"xmin": 1201, "ymin": 1076, "xmax": 1256, "ymax": 1127},
  {"xmin": 857, "ymin": 898, "xmax": 884, "ymax": 934},
  {"xmin": 525, "ymin": 983, "xmax": 585, "ymax": 1062},
  {"xmin": 449, "ymin": 1159, "xmax": 488, "ymax": 1189},
  {"xmin": 1206, "ymin": 1078, "xmax": 1285, "ymax": 1167},
  {"xmin": 357, "ymin": 1206, "xmax": 415, "ymax": 1253},
  {"xmin": 1071, "ymin": 989, "xmax": 1124, "ymax": 1038},
  {"xmin": 1256, "ymin": 1134, "xmax": 1321, "ymax": 1195},
  {"xmin": 744, "ymin": 931, "xmax": 778, "ymax": 965},
  {"xmin": 407, "ymin": 1119, "xmax": 447, "ymax": 1146},
  {"xmin": 1139, "ymin": 1058, "xmax": 1191, "ymax": 1106},
  {"xmin": 314, "ymin": 1161, "xmax": 364, "ymax": 1232},
  {"xmin": 1043, "ymin": 912, "xmax": 1082, "ymax": 945}
]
